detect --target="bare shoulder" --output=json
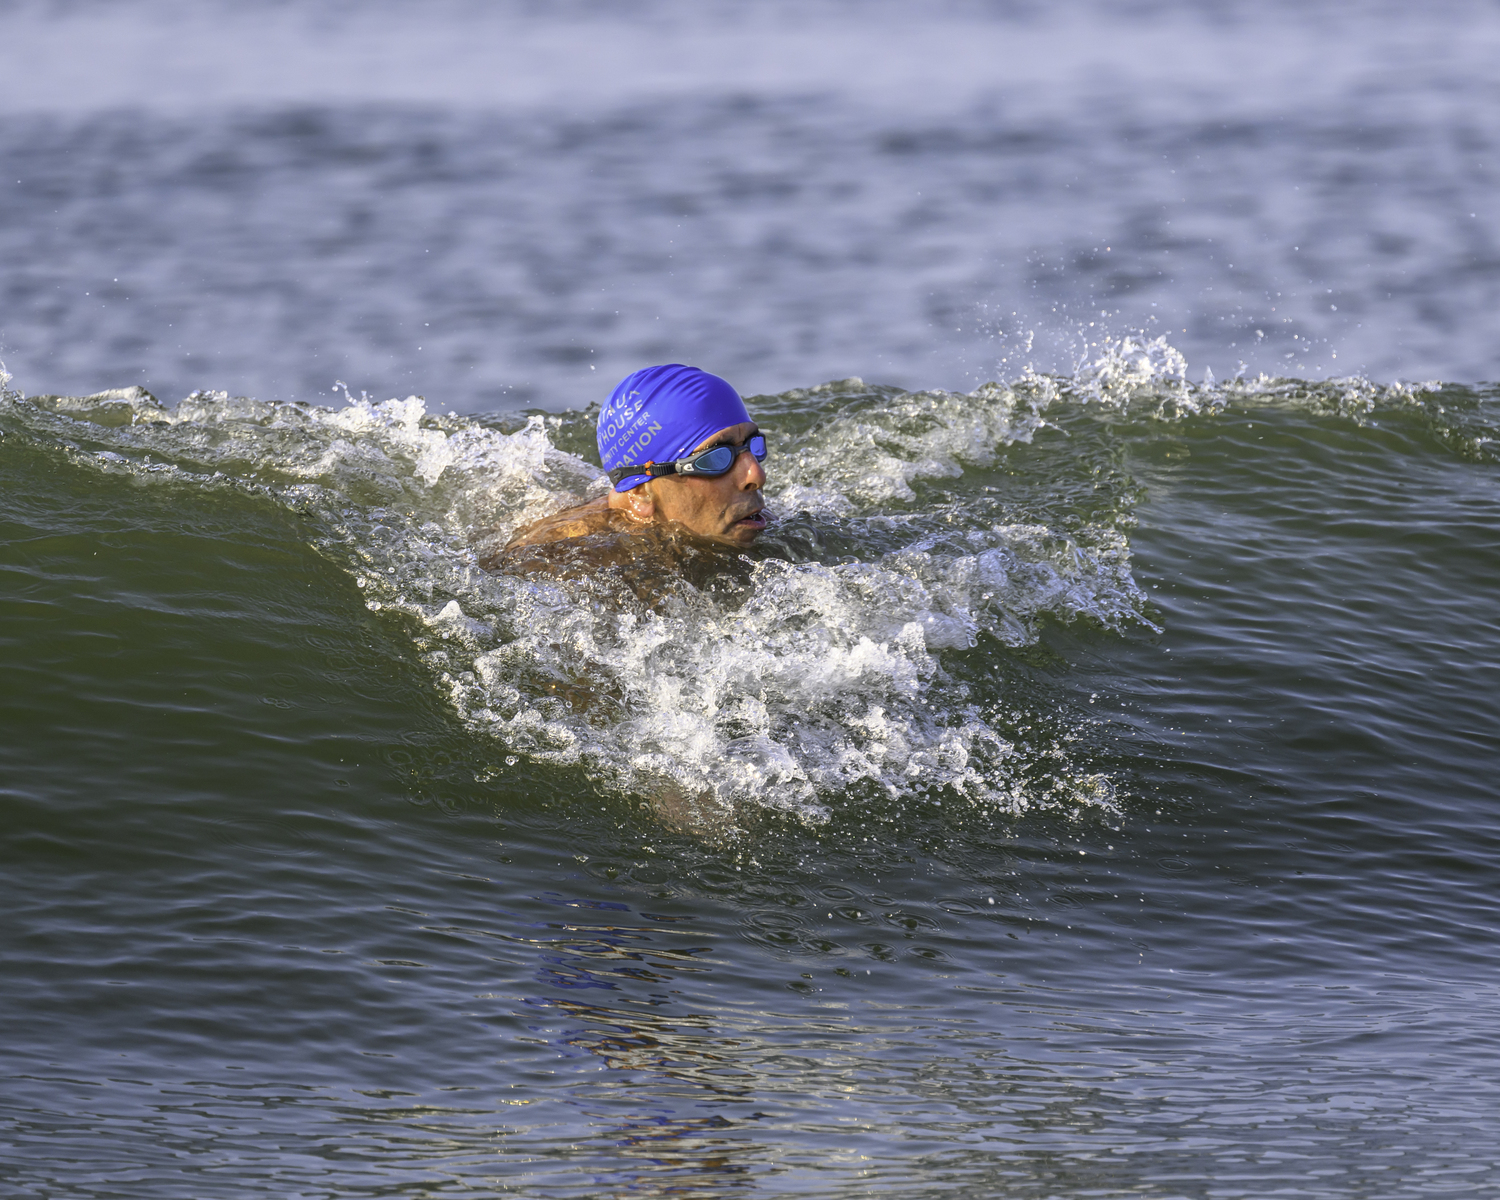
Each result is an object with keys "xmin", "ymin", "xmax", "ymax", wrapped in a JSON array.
[
  {"xmin": 479, "ymin": 499, "xmax": 755, "ymax": 608},
  {"xmin": 501, "ymin": 496, "xmax": 614, "ymax": 551},
  {"xmin": 478, "ymin": 497, "xmax": 651, "ymax": 578}
]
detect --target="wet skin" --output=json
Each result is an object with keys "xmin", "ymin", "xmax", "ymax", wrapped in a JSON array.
[
  {"xmin": 616, "ymin": 421, "xmax": 767, "ymax": 546},
  {"xmin": 499, "ymin": 421, "xmax": 768, "ymax": 553}
]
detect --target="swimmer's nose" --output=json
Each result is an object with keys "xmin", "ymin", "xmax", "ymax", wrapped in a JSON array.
[{"xmin": 737, "ymin": 448, "xmax": 766, "ymax": 490}]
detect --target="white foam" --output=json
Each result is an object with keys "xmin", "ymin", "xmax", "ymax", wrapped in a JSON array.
[
  {"xmin": 769, "ymin": 381, "xmax": 1049, "ymax": 515},
  {"xmin": 9, "ymin": 354, "xmax": 1488, "ymax": 823},
  {"xmin": 3, "ymin": 379, "xmax": 1158, "ymax": 823}
]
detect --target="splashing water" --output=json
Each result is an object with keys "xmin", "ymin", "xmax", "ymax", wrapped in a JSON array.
[{"xmin": 8, "ymin": 341, "xmax": 1479, "ymax": 826}]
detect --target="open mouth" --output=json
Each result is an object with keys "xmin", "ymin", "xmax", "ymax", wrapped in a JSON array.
[{"xmin": 731, "ymin": 508, "xmax": 767, "ymax": 531}]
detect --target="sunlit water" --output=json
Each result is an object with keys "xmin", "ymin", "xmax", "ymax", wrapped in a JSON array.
[
  {"xmin": 6, "ymin": 352, "xmax": 1500, "ymax": 1196},
  {"xmin": 5, "ymin": 1, "xmax": 1500, "ymax": 1196}
]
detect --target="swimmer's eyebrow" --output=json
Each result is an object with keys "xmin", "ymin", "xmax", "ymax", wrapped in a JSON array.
[{"xmin": 697, "ymin": 425, "xmax": 761, "ymax": 452}]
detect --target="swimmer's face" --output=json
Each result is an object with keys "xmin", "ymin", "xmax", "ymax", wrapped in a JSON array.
[{"xmin": 646, "ymin": 421, "xmax": 767, "ymax": 546}]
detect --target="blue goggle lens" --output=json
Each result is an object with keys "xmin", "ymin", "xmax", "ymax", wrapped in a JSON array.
[{"xmin": 685, "ymin": 435, "xmax": 767, "ymax": 475}]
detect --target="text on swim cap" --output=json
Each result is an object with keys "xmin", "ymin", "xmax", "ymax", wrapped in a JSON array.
[{"xmin": 607, "ymin": 418, "xmax": 663, "ymax": 460}]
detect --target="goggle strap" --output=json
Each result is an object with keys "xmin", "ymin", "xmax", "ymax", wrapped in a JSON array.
[{"xmin": 607, "ymin": 461, "xmax": 677, "ymax": 485}]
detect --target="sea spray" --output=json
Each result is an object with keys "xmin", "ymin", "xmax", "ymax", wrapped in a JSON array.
[{"xmin": 9, "ymin": 343, "xmax": 1486, "ymax": 822}]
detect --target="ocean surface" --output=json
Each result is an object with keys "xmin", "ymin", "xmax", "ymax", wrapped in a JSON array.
[{"xmin": 4, "ymin": 2, "xmax": 1500, "ymax": 1196}]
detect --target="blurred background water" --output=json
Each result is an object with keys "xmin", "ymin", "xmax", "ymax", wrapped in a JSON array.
[
  {"xmin": 2, "ymin": 0, "xmax": 1498, "ymax": 408},
  {"xmin": 4, "ymin": 2, "xmax": 1500, "ymax": 1197}
]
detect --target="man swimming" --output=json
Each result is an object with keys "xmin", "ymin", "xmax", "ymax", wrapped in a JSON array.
[{"xmin": 484, "ymin": 364, "xmax": 768, "ymax": 587}]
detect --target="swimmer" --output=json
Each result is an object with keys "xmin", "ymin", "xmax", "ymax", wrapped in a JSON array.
[
  {"xmin": 481, "ymin": 365, "xmax": 768, "ymax": 832},
  {"xmin": 483, "ymin": 364, "xmax": 768, "ymax": 591}
]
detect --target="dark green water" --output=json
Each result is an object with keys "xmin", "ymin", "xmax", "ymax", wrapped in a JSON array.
[{"xmin": 4, "ymin": 366, "xmax": 1500, "ymax": 1197}]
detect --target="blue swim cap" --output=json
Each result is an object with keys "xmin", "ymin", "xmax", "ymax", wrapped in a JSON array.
[{"xmin": 597, "ymin": 365, "xmax": 751, "ymax": 492}]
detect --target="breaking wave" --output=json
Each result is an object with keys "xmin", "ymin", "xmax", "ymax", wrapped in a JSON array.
[{"xmin": 5, "ymin": 343, "xmax": 1481, "ymax": 827}]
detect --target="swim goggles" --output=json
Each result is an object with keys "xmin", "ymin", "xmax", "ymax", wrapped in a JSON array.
[{"xmin": 607, "ymin": 434, "xmax": 767, "ymax": 486}]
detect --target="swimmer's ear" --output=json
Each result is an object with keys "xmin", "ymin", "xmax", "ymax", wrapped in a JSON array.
[{"xmin": 606, "ymin": 482, "xmax": 656, "ymax": 521}]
